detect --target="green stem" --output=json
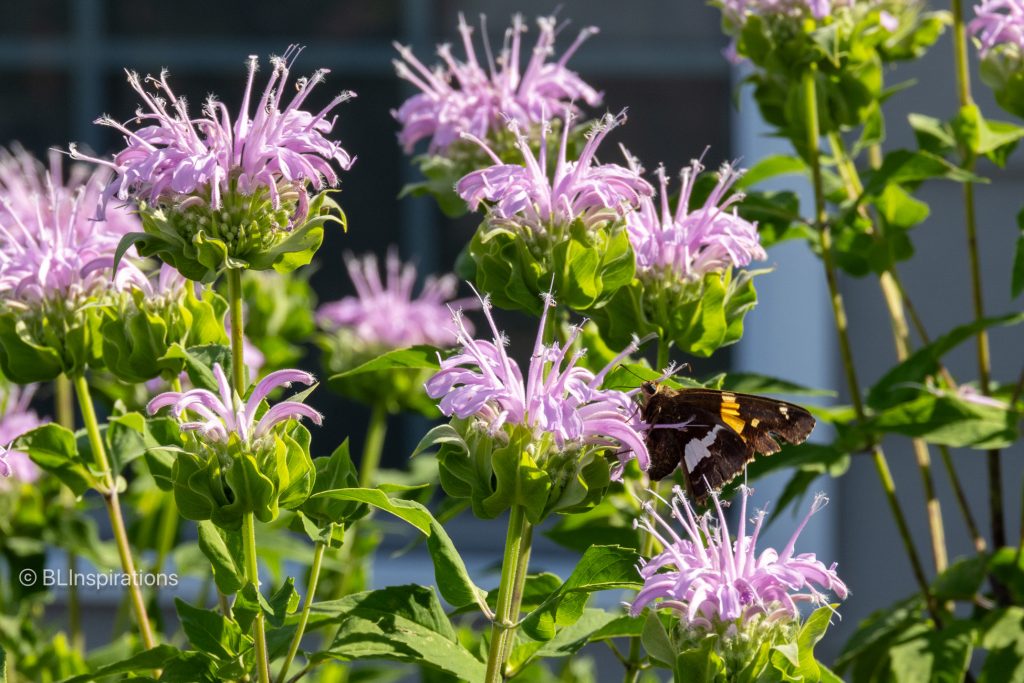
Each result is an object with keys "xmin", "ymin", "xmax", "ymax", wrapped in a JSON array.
[
  {"xmin": 72, "ymin": 373, "xmax": 157, "ymax": 650},
  {"xmin": 55, "ymin": 373, "xmax": 74, "ymax": 432},
  {"xmin": 227, "ymin": 268, "xmax": 246, "ymax": 393},
  {"xmin": 937, "ymin": 445, "xmax": 987, "ymax": 554},
  {"xmin": 277, "ymin": 537, "xmax": 329, "ymax": 683},
  {"xmin": 878, "ymin": 272, "xmax": 948, "ymax": 572},
  {"xmin": 500, "ymin": 521, "xmax": 534, "ymax": 674},
  {"xmin": 623, "ymin": 478, "xmax": 665, "ymax": 681},
  {"xmin": 54, "ymin": 375, "xmax": 83, "ymax": 654},
  {"xmin": 801, "ymin": 67, "xmax": 939, "ymax": 621},
  {"xmin": 359, "ymin": 404, "xmax": 388, "ymax": 488},
  {"xmin": 952, "ymin": 0, "xmax": 1004, "ymax": 550},
  {"xmin": 827, "ymin": 133, "xmax": 950, "ymax": 573},
  {"xmin": 243, "ymin": 512, "xmax": 271, "ymax": 683},
  {"xmin": 485, "ymin": 505, "xmax": 531, "ymax": 683},
  {"xmin": 656, "ymin": 335, "xmax": 671, "ymax": 373}
]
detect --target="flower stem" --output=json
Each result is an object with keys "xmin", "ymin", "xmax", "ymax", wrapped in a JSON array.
[
  {"xmin": 54, "ymin": 374, "xmax": 83, "ymax": 654},
  {"xmin": 55, "ymin": 373, "xmax": 74, "ymax": 432},
  {"xmin": 499, "ymin": 520, "xmax": 534, "ymax": 673},
  {"xmin": 277, "ymin": 535, "xmax": 329, "ymax": 683},
  {"xmin": 72, "ymin": 373, "xmax": 157, "ymax": 650},
  {"xmin": 801, "ymin": 66, "xmax": 939, "ymax": 619},
  {"xmin": 227, "ymin": 268, "xmax": 247, "ymax": 393},
  {"xmin": 878, "ymin": 271, "xmax": 948, "ymax": 572},
  {"xmin": 656, "ymin": 335, "xmax": 671, "ymax": 373},
  {"xmin": 485, "ymin": 505, "xmax": 531, "ymax": 683},
  {"xmin": 243, "ymin": 511, "xmax": 271, "ymax": 683},
  {"xmin": 937, "ymin": 444, "xmax": 987, "ymax": 553},
  {"xmin": 952, "ymin": 0, "xmax": 1005, "ymax": 550},
  {"xmin": 227, "ymin": 267, "xmax": 270, "ymax": 678},
  {"xmin": 827, "ymin": 132, "xmax": 950, "ymax": 573},
  {"xmin": 359, "ymin": 404, "xmax": 387, "ymax": 488}
]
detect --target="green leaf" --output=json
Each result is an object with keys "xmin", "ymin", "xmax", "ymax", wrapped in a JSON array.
[
  {"xmin": 722, "ymin": 372, "xmax": 835, "ymax": 397},
  {"xmin": 932, "ymin": 554, "xmax": 987, "ymax": 601},
  {"xmin": 909, "ymin": 113, "xmax": 956, "ymax": 154},
  {"xmin": 521, "ymin": 545, "xmax": 640, "ymax": 641},
  {"xmin": 196, "ymin": 522, "xmax": 244, "ymax": 594},
  {"xmin": 323, "ymin": 585, "xmax": 485, "ymax": 681},
  {"xmin": 312, "ymin": 488, "xmax": 487, "ymax": 611},
  {"xmin": 174, "ymin": 598, "xmax": 249, "ymax": 662},
  {"xmin": 675, "ymin": 634, "xmax": 725, "ymax": 683},
  {"xmin": 641, "ymin": 610, "xmax": 677, "ymax": 668},
  {"xmin": 953, "ymin": 104, "xmax": 1024, "ymax": 166},
  {"xmin": 867, "ymin": 312, "xmax": 1024, "ymax": 409},
  {"xmin": 794, "ymin": 605, "xmax": 835, "ymax": 679},
  {"xmin": 862, "ymin": 149, "xmax": 983, "ymax": 198},
  {"xmin": 63, "ymin": 644, "xmax": 182, "ymax": 682},
  {"xmin": 300, "ymin": 440, "xmax": 367, "ymax": 533},
  {"xmin": 14, "ymin": 423, "xmax": 95, "ymax": 496},
  {"xmin": 328, "ymin": 345, "xmax": 443, "ymax": 382},
  {"xmin": 1013, "ymin": 210, "xmax": 1024, "ymax": 299},
  {"xmin": 511, "ymin": 608, "xmax": 622, "ymax": 670},
  {"xmin": 980, "ymin": 607, "xmax": 1024, "ymax": 683},
  {"xmin": 735, "ymin": 154, "xmax": 807, "ymax": 189},
  {"xmin": 835, "ymin": 596, "xmax": 925, "ymax": 681},
  {"xmin": 266, "ymin": 578, "xmax": 300, "ymax": 628},
  {"xmin": 868, "ymin": 392, "xmax": 1017, "ymax": 449},
  {"xmin": 889, "ymin": 620, "xmax": 975, "ymax": 683}
]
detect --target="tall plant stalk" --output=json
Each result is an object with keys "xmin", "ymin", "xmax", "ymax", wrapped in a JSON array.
[
  {"xmin": 359, "ymin": 405, "xmax": 388, "ymax": 488},
  {"xmin": 827, "ymin": 133, "xmax": 949, "ymax": 573},
  {"xmin": 802, "ymin": 66, "xmax": 939, "ymax": 619},
  {"xmin": 227, "ymin": 268, "xmax": 270, "ymax": 682},
  {"xmin": 72, "ymin": 373, "xmax": 157, "ymax": 650},
  {"xmin": 54, "ymin": 375, "xmax": 83, "ymax": 653},
  {"xmin": 951, "ymin": 0, "xmax": 1005, "ymax": 548},
  {"xmin": 485, "ymin": 505, "xmax": 532, "ymax": 683},
  {"xmin": 278, "ymin": 532, "xmax": 330, "ymax": 683}
]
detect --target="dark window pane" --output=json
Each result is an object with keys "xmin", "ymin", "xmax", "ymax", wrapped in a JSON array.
[
  {"xmin": 0, "ymin": 0, "xmax": 69, "ymax": 37},
  {"xmin": 106, "ymin": 0, "xmax": 401, "ymax": 40},
  {"xmin": 0, "ymin": 70, "xmax": 71, "ymax": 155},
  {"xmin": 434, "ymin": 0, "xmax": 726, "ymax": 49}
]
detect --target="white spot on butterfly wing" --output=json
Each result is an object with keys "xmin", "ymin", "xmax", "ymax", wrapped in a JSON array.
[{"xmin": 684, "ymin": 425, "xmax": 724, "ymax": 473}]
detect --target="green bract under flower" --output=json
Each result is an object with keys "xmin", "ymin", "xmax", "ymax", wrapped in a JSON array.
[
  {"xmin": 117, "ymin": 187, "xmax": 345, "ymax": 283},
  {"xmin": 464, "ymin": 216, "xmax": 635, "ymax": 317},
  {"xmin": 147, "ymin": 365, "xmax": 321, "ymax": 530},
  {"xmin": 729, "ymin": 2, "xmax": 948, "ymax": 140},
  {"xmin": 593, "ymin": 268, "xmax": 762, "ymax": 358},
  {"xmin": 419, "ymin": 417, "xmax": 611, "ymax": 523},
  {"xmin": 101, "ymin": 268, "xmax": 229, "ymax": 383}
]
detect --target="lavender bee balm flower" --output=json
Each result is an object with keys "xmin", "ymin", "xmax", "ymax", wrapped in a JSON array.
[{"xmin": 76, "ymin": 47, "xmax": 354, "ymax": 281}]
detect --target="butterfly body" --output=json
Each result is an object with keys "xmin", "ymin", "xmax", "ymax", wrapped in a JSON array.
[{"xmin": 639, "ymin": 382, "xmax": 815, "ymax": 502}]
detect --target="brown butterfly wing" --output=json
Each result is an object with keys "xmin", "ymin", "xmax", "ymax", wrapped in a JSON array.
[{"xmin": 641, "ymin": 386, "xmax": 815, "ymax": 503}]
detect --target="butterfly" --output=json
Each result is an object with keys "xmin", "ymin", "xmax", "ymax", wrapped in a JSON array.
[{"xmin": 639, "ymin": 381, "xmax": 815, "ymax": 503}]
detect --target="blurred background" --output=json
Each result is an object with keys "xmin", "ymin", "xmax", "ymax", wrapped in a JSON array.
[{"xmin": 4, "ymin": 0, "xmax": 1024, "ymax": 672}]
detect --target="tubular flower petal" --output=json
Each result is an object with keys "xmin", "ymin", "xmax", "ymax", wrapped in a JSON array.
[
  {"xmin": 0, "ymin": 147, "xmax": 144, "ymax": 306},
  {"xmin": 392, "ymin": 14, "xmax": 602, "ymax": 154},
  {"xmin": 425, "ymin": 290, "xmax": 648, "ymax": 475},
  {"xmin": 970, "ymin": 0, "xmax": 1024, "ymax": 56},
  {"xmin": 0, "ymin": 384, "xmax": 45, "ymax": 485},
  {"xmin": 147, "ymin": 363, "xmax": 320, "ymax": 449},
  {"xmin": 627, "ymin": 158, "xmax": 765, "ymax": 282},
  {"xmin": 631, "ymin": 485, "xmax": 847, "ymax": 626},
  {"xmin": 74, "ymin": 46, "xmax": 355, "ymax": 226},
  {"xmin": 456, "ymin": 112, "xmax": 653, "ymax": 232},
  {"xmin": 317, "ymin": 248, "xmax": 473, "ymax": 349}
]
